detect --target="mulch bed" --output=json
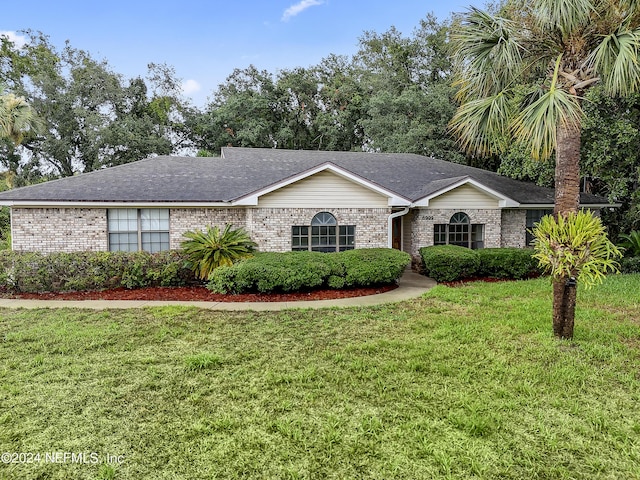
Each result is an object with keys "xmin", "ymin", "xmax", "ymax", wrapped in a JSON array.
[{"xmin": 8, "ymin": 284, "xmax": 398, "ymax": 302}]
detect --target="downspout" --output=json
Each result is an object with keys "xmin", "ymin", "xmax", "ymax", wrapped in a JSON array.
[
  {"xmin": 387, "ymin": 207, "xmax": 410, "ymax": 249},
  {"xmin": 9, "ymin": 207, "xmax": 13, "ymax": 251}
]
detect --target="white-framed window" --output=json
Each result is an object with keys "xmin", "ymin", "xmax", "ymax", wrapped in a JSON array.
[
  {"xmin": 292, "ymin": 212, "xmax": 355, "ymax": 252},
  {"xmin": 108, "ymin": 208, "xmax": 170, "ymax": 252},
  {"xmin": 434, "ymin": 212, "xmax": 484, "ymax": 249}
]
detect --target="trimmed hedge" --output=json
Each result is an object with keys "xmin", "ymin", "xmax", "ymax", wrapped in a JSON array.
[
  {"xmin": 340, "ymin": 248, "xmax": 412, "ymax": 287},
  {"xmin": 419, "ymin": 246, "xmax": 539, "ymax": 282},
  {"xmin": 419, "ymin": 245, "xmax": 480, "ymax": 282},
  {"xmin": 0, "ymin": 250, "xmax": 194, "ymax": 293},
  {"xmin": 476, "ymin": 248, "xmax": 539, "ymax": 279},
  {"xmin": 208, "ymin": 248, "xmax": 410, "ymax": 294}
]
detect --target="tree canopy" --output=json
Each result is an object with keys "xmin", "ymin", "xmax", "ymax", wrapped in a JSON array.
[
  {"xmin": 189, "ymin": 15, "xmax": 464, "ymax": 162},
  {"xmin": 0, "ymin": 31, "xmax": 193, "ymax": 181}
]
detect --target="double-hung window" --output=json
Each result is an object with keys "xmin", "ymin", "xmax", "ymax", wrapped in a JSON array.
[
  {"xmin": 292, "ymin": 212, "xmax": 355, "ymax": 252},
  {"xmin": 434, "ymin": 212, "xmax": 484, "ymax": 249},
  {"xmin": 108, "ymin": 208, "xmax": 170, "ymax": 252}
]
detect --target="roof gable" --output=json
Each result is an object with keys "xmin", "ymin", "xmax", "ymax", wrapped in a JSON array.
[
  {"xmin": 233, "ymin": 163, "xmax": 410, "ymax": 206},
  {"xmin": 413, "ymin": 177, "xmax": 519, "ymax": 208}
]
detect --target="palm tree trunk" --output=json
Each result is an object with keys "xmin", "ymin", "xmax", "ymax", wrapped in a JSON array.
[
  {"xmin": 552, "ymin": 280, "xmax": 565, "ymax": 337},
  {"xmin": 553, "ymin": 277, "xmax": 577, "ymax": 339},
  {"xmin": 562, "ymin": 280, "xmax": 577, "ymax": 339},
  {"xmin": 554, "ymin": 122, "xmax": 581, "ymax": 216},
  {"xmin": 552, "ymin": 122, "xmax": 582, "ymax": 339}
]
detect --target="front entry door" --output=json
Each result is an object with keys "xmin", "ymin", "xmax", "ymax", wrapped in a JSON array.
[{"xmin": 392, "ymin": 216, "xmax": 402, "ymax": 250}]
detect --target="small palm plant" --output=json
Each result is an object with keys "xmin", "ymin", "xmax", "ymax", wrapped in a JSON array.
[
  {"xmin": 619, "ymin": 231, "xmax": 640, "ymax": 256},
  {"xmin": 532, "ymin": 210, "xmax": 622, "ymax": 339},
  {"xmin": 0, "ymin": 89, "xmax": 40, "ymax": 145},
  {"xmin": 181, "ymin": 224, "xmax": 257, "ymax": 280}
]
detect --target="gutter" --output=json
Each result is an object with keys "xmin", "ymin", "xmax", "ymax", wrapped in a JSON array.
[{"xmin": 387, "ymin": 208, "xmax": 410, "ymax": 249}]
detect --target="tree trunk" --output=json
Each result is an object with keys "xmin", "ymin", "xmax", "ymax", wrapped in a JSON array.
[
  {"xmin": 552, "ymin": 122, "xmax": 582, "ymax": 339},
  {"xmin": 554, "ymin": 122, "xmax": 581, "ymax": 217},
  {"xmin": 553, "ymin": 277, "xmax": 577, "ymax": 340},
  {"xmin": 562, "ymin": 280, "xmax": 577, "ymax": 339},
  {"xmin": 552, "ymin": 280, "xmax": 566, "ymax": 337}
]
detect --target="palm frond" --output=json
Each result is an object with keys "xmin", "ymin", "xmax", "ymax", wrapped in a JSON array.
[
  {"xmin": 451, "ymin": 7, "xmax": 525, "ymax": 100},
  {"xmin": 618, "ymin": 230, "xmax": 640, "ymax": 255},
  {"xmin": 511, "ymin": 84, "xmax": 583, "ymax": 160},
  {"xmin": 528, "ymin": 0, "xmax": 595, "ymax": 36},
  {"xmin": 449, "ymin": 91, "xmax": 513, "ymax": 156},
  {"xmin": 181, "ymin": 224, "xmax": 257, "ymax": 280},
  {"xmin": 617, "ymin": 0, "xmax": 640, "ymax": 27},
  {"xmin": 0, "ymin": 93, "xmax": 41, "ymax": 145},
  {"xmin": 588, "ymin": 27, "xmax": 640, "ymax": 96},
  {"xmin": 531, "ymin": 210, "xmax": 622, "ymax": 288}
]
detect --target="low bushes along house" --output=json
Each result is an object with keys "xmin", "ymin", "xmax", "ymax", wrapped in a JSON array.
[{"xmin": 0, "ymin": 148, "xmax": 614, "ymax": 255}]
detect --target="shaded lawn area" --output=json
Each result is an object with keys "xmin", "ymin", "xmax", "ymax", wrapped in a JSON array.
[{"xmin": 0, "ymin": 275, "xmax": 639, "ymax": 479}]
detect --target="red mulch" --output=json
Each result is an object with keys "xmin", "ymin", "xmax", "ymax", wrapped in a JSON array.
[{"xmin": 8, "ymin": 284, "xmax": 398, "ymax": 302}]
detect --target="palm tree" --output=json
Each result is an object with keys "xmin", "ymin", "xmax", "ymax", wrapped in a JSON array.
[
  {"xmin": 449, "ymin": 0, "xmax": 640, "ymax": 338},
  {"xmin": 0, "ymin": 89, "xmax": 39, "ymax": 145},
  {"xmin": 181, "ymin": 224, "xmax": 257, "ymax": 280}
]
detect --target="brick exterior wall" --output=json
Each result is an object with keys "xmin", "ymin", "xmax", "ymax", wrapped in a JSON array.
[
  {"xmin": 247, "ymin": 207, "xmax": 391, "ymax": 251},
  {"xmin": 11, "ymin": 208, "xmax": 108, "ymax": 252},
  {"xmin": 10, "ymin": 205, "xmax": 530, "ymax": 254},
  {"xmin": 169, "ymin": 208, "xmax": 247, "ymax": 249},
  {"xmin": 170, "ymin": 207, "xmax": 390, "ymax": 251},
  {"xmin": 501, "ymin": 210, "xmax": 527, "ymax": 248},
  {"xmin": 409, "ymin": 208, "xmax": 503, "ymax": 255}
]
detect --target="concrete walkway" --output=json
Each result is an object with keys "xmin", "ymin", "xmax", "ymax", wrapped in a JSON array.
[{"xmin": 0, "ymin": 270, "xmax": 436, "ymax": 311}]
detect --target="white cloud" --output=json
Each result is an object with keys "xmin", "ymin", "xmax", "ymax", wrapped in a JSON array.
[
  {"xmin": 281, "ymin": 0, "xmax": 324, "ymax": 22},
  {"xmin": 181, "ymin": 79, "xmax": 201, "ymax": 95},
  {"xmin": 0, "ymin": 31, "xmax": 27, "ymax": 49}
]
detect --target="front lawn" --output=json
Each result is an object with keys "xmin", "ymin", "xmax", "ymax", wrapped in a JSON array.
[{"xmin": 1, "ymin": 275, "xmax": 639, "ymax": 479}]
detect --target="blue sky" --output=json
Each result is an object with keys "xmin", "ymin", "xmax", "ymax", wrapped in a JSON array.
[{"xmin": 1, "ymin": 1, "xmax": 480, "ymax": 108}]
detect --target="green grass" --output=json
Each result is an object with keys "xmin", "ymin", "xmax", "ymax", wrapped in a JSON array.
[{"xmin": 1, "ymin": 275, "xmax": 639, "ymax": 479}]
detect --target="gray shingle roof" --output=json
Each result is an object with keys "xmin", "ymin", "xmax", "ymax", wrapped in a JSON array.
[{"xmin": 0, "ymin": 147, "xmax": 609, "ymax": 205}]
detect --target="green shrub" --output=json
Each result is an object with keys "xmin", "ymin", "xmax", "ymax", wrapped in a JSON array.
[
  {"xmin": 419, "ymin": 245, "xmax": 480, "ymax": 282},
  {"xmin": 208, "ymin": 249, "xmax": 409, "ymax": 294},
  {"xmin": 619, "ymin": 231, "xmax": 640, "ymax": 256},
  {"xmin": 0, "ymin": 251, "xmax": 125, "ymax": 293},
  {"xmin": 208, "ymin": 251, "xmax": 340, "ymax": 294},
  {"xmin": 120, "ymin": 250, "xmax": 194, "ymax": 289},
  {"xmin": 181, "ymin": 224, "xmax": 257, "ymax": 280},
  {"xmin": 476, "ymin": 248, "xmax": 539, "ymax": 279},
  {"xmin": 340, "ymin": 248, "xmax": 410, "ymax": 286},
  {"xmin": 621, "ymin": 256, "xmax": 640, "ymax": 273},
  {"xmin": 0, "ymin": 250, "xmax": 193, "ymax": 293}
]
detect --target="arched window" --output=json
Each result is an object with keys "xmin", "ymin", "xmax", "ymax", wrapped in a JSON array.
[
  {"xmin": 311, "ymin": 212, "xmax": 337, "ymax": 226},
  {"xmin": 448, "ymin": 212, "xmax": 470, "ymax": 247},
  {"xmin": 311, "ymin": 212, "xmax": 337, "ymax": 252},
  {"xmin": 434, "ymin": 212, "xmax": 484, "ymax": 249},
  {"xmin": 292, "ymin": 212, "xmax": 355, "ymax": 252}
]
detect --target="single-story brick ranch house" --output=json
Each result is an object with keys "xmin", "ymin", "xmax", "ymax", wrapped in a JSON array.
[{"xmin": 0, "ymin": 147, "xmax": 612, "ymax": 255}]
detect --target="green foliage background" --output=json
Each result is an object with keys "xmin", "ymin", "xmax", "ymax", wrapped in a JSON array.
[{"xmin": 1, "ymin": 16, "xmax": 639, "ymax": 237}]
